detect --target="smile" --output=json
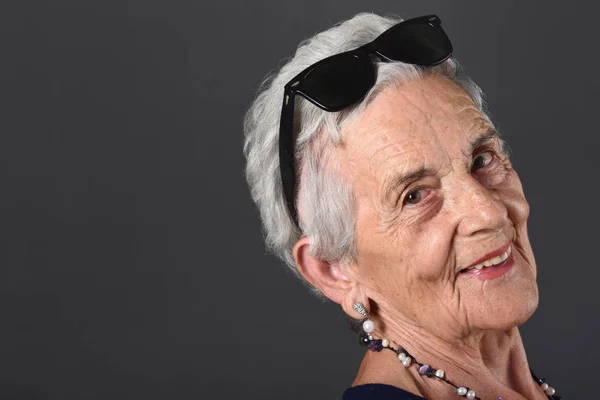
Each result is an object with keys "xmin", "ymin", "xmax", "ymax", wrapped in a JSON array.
[
  {"xmin": 465, "ymin": 245, "xmax": 511, "ymax": 271},
  {"xmin": 459, "ymin": 244, "xmax": 516, "ymax": 281}
]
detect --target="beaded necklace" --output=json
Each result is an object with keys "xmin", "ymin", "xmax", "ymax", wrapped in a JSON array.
[
  {"xmin": 359, "ymin": 332, "xmax": 561, "ymax": 400},
  {"xmin": 352, "ymin": 302, "xmax": 561, "ymax": 400}
]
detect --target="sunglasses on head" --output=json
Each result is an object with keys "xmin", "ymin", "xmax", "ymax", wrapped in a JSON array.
[{"xmin": 278, "ymin": 15, "xmax": 454, "ymax": 228}]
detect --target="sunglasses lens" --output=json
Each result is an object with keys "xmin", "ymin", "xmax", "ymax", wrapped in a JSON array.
[
  {"xmin": 377, "ymin": 22, "xmax": 452, "ymax": 65},
  {"xmin": 301, "ymin": 53, "xmax": 374, "ymax": 111}
]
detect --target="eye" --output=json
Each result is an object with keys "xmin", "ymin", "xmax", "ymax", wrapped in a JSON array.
[
  {"xmin": 403, "ymin": 187, "xmax": 428, "ymax": 205},
  {"xmin": 471, "ymin": 150, "xmax": 494, "ymax": 171}
]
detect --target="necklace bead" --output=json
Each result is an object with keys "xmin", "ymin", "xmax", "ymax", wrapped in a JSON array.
[{"xmin": 418, "ymin": 364, "xmax": 436, "ymax": 377}]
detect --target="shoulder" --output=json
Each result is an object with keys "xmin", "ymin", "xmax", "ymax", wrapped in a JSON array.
[{"xmin": 342, "ymin": 384, "xmax": 426, "ymax": 400}]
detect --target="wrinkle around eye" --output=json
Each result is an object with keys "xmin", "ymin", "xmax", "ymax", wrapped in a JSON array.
[
  {"xmin": 399, "ymin": 187, "xmax": 442, "ymax": 221},
  {"xmin": 473, "ymin": 153, "xmax": 511, "ymax": 187},
  {"xmin": 400, "ymin": 191, "xmax": 443, "ymax": 227},
  {"xmin": 400, "ymin": 175, "xmax": 443, "ymax": 208},
  {"xmin": 402, "ymin": 186, "xmax": 434, "ymax": 207},
  {"xmin": 378, "ymin": 176, "xmax": 443, "ymax": 231}
]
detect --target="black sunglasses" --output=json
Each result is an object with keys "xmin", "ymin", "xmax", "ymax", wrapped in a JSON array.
[{"xmin": 278, "ymin": 15, "xmax": 453, "ymax": 228}]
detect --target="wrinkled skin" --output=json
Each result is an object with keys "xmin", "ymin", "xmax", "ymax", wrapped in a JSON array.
[{"xmin": 294, "ymin": 74, "xmax": 545, "ymax": 399}]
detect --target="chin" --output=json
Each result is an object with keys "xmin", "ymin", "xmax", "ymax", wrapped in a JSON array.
[
  {"xmin": 468, "ymin": 276, "xmax": 540, "ymax": 332},
  {"xmin": 489, "ymin": 284, "xmax": 540, "ymax": 331},
  {"xmin": 513, "ymin": 284, "xmax": 540, "ymax": 327},
  {"xmin": 510, "ymin": 263, "xmax": 540, "ymax": 327}
]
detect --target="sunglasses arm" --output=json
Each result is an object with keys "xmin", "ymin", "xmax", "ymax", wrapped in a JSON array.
[{"xmin": 278, "ymin": 89, "xmax": 301, "ymax": 229}]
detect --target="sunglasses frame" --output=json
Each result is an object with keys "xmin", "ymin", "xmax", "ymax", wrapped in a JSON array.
[{"xmin": 278, "ymin": 15, "xmax": 453, "ymax": 228}]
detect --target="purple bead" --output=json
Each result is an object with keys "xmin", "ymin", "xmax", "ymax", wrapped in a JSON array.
[
  {"xmin": 497, "ymin": 397, "xmax": 504, "ymax": 400},
  {"xmin": 367, "ymin": 339, "xmax": 383, "ymax": 352},
  {"xmin": 418, "ymin": 365, "xmax": 430, "ymax": 375},
  {"xmin": 417, "ymin": 364, "xmax": 435, "ymax": 377}
]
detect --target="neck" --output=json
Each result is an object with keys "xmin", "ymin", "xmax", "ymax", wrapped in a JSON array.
[{"xmin": 353, "ymin": 323, "xmax": 547, "ymax": 400}]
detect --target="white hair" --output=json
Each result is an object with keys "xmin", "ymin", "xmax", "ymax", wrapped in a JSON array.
[{"xmin": 243, "ymin": 12, "xmax": 489, "ymax": 290}]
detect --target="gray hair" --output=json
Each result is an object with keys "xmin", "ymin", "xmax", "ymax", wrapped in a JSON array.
[{"xmin": 243, "ymin": 13, "xmax": 490, "ymax": 289}]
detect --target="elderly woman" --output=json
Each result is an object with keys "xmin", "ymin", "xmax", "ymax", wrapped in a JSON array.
[{"xmin": 243, "ymin": 13, "xmax": 561, "ymax": 400}]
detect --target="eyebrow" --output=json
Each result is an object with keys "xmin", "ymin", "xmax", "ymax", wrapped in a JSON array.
[
  {"xmin": 465, "ymin": 127, "xmax": 499, "ymax": 156},
  {"xmin": 381, "ymin": 164, "xmax": 436, "ymax": 204},
  {"xmin": 381, "ymin": 128, "xmax": 500, "ymax": 203}
]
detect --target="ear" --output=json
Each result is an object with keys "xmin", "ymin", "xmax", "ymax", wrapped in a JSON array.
[{"xmin": 293, "ymin": 236, "xmax": 354, "ymax": 305}]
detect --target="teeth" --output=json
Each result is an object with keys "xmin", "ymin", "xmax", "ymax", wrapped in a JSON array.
[
  {"xmin": 468, "ymin": 245, "xmax": 511, "ymax": 271},
  {"xmin": 490, "ymin": 255, "xmax": 503, "ymax": 264}
]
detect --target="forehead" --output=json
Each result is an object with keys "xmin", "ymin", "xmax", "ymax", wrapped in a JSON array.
[{"xmin": 341, "ymin": 75, "xmax": 492, "ymax": 171}]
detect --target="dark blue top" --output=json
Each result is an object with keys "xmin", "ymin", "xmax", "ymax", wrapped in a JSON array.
[{"xmin": 343, "ymin": 384, "xmax": 425, "ymax": 399}]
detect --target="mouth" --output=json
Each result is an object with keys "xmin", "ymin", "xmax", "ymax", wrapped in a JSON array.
[{"xmin": 459, "ymin": 243, "xmax": 515, "ymax": 280}]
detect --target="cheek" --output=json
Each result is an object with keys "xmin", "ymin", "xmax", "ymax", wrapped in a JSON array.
[
  {"xmin": 358, "ymin": 224, "xmax": 454, "ymax": 306},
  {"xmin": 500, "ymin": 170, "xmax": 530, "ymax": 223},
  {"xmin": 497, "ymin": 171, "xmax": 537, "ymax": 272},
  {"xmin": 505, "ymin": 189, "xmax": 529, "ymax": 225},
  {"xmin": 356, "ymin": 229, "xmax": 458, "ymax": 326},
  {"xmin": 401, "ymin": 214, "xmax": 456, "ymax": 281}
]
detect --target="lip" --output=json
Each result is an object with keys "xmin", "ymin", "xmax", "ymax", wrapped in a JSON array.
[
  {"xmin": 462, "ymin": 241, "xmax": 512, "ymax": 271},
  {"xmin": 460, "ymin": 248, "xmax": 515, "ymax": 280}
]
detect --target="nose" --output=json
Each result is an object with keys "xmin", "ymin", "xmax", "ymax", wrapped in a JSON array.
[{"xmin": 450, "ymin": 175, "xmax": 508, "ymax": 238}]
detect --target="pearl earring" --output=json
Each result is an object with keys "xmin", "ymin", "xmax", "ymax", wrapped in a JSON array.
[{"xmin": 353, "ymin": 302, "xmax": 375, "ymax": 333}]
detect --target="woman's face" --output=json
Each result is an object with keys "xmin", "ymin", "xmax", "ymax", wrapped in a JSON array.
[{"xmin": 339, "ymin": 74, "xmax": 539, "ymax": 339}]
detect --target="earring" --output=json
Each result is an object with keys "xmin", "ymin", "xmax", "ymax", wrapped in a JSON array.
[
  {"xmin": 354, "ymin": 302, "xmax": 386, "ymax": 352},
  {"xmin": 353, "ymin": 302, "xmax": 375, "ymax": 333}
]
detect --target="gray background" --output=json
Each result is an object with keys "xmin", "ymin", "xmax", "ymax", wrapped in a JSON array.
[{"xmin": 0, "ymin": 0, "xmax": 597, "ymax": 399}]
